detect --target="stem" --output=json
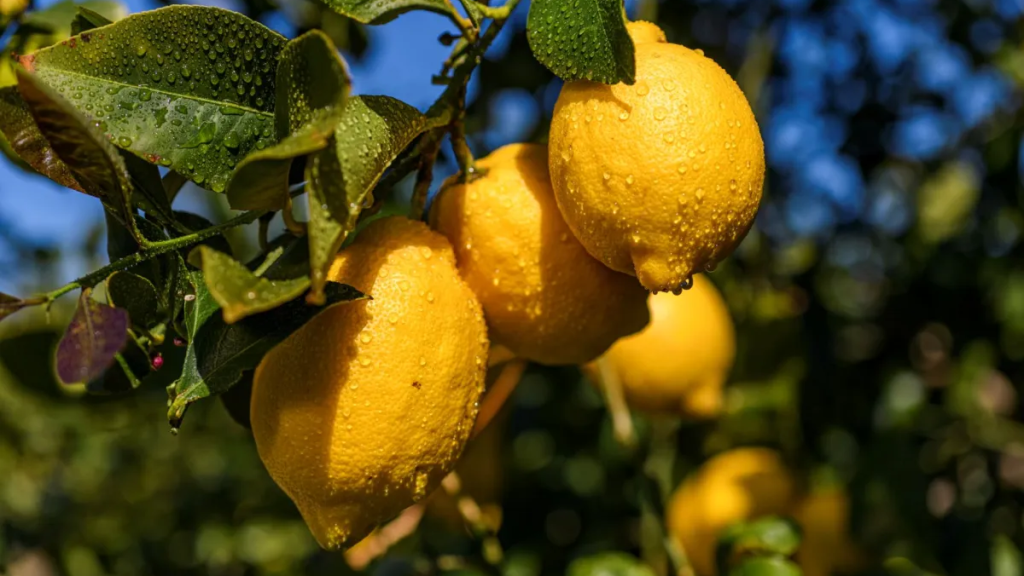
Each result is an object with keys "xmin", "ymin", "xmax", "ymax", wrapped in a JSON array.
[
  {"xmin": 595, "ymin": 354, "xmax": 638, "ymax": 449},
  {"xmin": 44, "ymin": 208, "xmax": 266, "ymax": 302},
  {"xmin": 409, "ymin": 136, "xmax": 442, "ymax": 219},
  {"xmin": 472, "ymin": 0, "xmax": 517, "ymax": 19},
  {"xmin": 472, "ymin": 359, "xmax": 525, "ymax": 438},
  {"xmin": 444, "ymin": 0, "xmax": 477, "ymax": 40}
]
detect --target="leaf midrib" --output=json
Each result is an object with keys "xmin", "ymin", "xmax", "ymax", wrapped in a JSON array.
[{"xmin": 37, "ymin": 67, "xmax": 274, "ymax": 119}]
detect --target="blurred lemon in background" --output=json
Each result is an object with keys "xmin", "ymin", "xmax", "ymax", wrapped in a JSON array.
[
  {"xmin": 250, "ymin": 217, "xmax": 489, "ymax": 550},
  {"xmin": 595, "ymin": 274, "xmax": 735, "ymax": 419},
  {"xmin": 548, "ymin": 21, "xmax": 765, "ymax": 293},
  {"xmin": 793, "ymin": 487, "xmax": 867, "ymax": 576},
  {"xmin": 666, "ymin": 448, "xmax": 798, "ymax": 576},
  {"xmin": 432, "ymin": 143, "xmax": 649, "ymax": 365}
]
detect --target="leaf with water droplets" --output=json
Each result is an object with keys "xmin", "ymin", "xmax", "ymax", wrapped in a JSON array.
[
  {"xmin": 20, "ymin": 5, "xmax": 287, "ymax": 193},
  {"xmin": 227, "ymin": 29, "xmax": 350, "ymax": 210},
  {"xmin": 318, "ymin": 0, "xmax": 453, "ymax": 24},
  {"xmin": 526, "ymin": 0, "xmax": 635, "ymax": 85},
  {"xmin": 16, "ymin": 70, "xmax": 137, "ymax": 234},
  {"xmin": 193, "ymin": 245, "xmax": 313, "ymax": 324},
  {"xmin": 55, "ymin": 290, "xmax": 130, "ymax": 385},
  {"xmin": 166, "ymin": 270, "xmax": 365, "ymax": 429},
  {"xmin": 307, "ymin": 95, "xmax": 426, "ymax": 302}
]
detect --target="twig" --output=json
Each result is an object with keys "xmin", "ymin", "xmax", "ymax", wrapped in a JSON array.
[
  {"xmin": 472, "ymin": 359, "xmax": 525, "ymax": 438},
  {"xmin": 42, "ymin": 208, "xmax": 267, "ymax": 303},
  {"xmin": 594, "ymin": 354, "xmax": 638, "ymax": 449}
]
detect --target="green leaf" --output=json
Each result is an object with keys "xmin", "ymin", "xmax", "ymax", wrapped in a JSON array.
[
  {"xmin": 166, "ymin": 272, "xmax": 365, "ymax": 429},
  {"xmin": 0, "ymin": 86, "xmax": 85, "ymax": 191},
  {"xmin": 306, "ymin": 95, "xmax": 426, "ymax": 302},
  {"xmin": 70, "ymin": 5, "xmax": 114, "ymax": 35},
  {"xmin": 193, "ymin": 245, "xmax": 312, "ymax": 324},
  {"xmin": 227, "ymin": 29, "xmax": 351, "ymax": 211},
  {"xmin": 219, "ymin": 370, "xmax": 253, "ymax": 429},
  {"xmin": 121, "ymin": 150, "xmax": 175, "ymax": 222},
  {"xmin": 21, "ymin": 5, "xmax": 287, "ymax": 193},
  {"xmin": 107, "ymin": 271, "xmax": 160, "ymax": 328},
  {"xmin": 55, "ymin": 290, "xmax": 130, "ymax": 385},
  {"xmin": 993, "ymin": 535, "xmax": 1023, "ymax": 576},
  {"xmin": 717, "ymin": 517, "xmax": 802, "ymax": 576},
  {"xmin": 318, "ymin": 0, "xmax": 453, "ymax": 24},
  {"xmin": 727, "ymin": 557, "xmax": 802, "ymax": 576},
  {"xmin": 526, "ymin": 0, "xmax": 636, "ymax": 85},
  {"xmin": 567, "ymin": 553, "xmax": 657, "ymax": 576},
  {"xmin": 172, "ymin": 211, "xmax": 232, "ymax": 255},
  {"xmin": 16, "ymin": 69, "xmax": 137, "ymax": 234}
]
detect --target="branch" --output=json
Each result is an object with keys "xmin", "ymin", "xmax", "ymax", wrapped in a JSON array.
[{"xmin": 43, "ymin": 208, "xmax": 267, "ymax": 303}]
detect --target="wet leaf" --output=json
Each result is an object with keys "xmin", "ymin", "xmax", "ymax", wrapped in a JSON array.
[
  {"xmin": 16, "ymin": 70, "xmax": 138, "ymax": 235},
  {"xmin": 227, "ymin": 29, "xmax": 350, "ymax": 210},
  {"xmin": 166, "ymin": 271, "xmax": 364, "ymax": 429},
  {"xmin": 20, "ymin": 5, "xmax": 287, "ymax": 193},
  {"xmin": 526, "ymin": 0, "xmax": 635, "ymax": 85},
  {"xmin": 107, "ymin": 271, "xmax": 160, "ymax": 328},
  {"xmin": 0, "ymin": 86, "xmax": 84, "ymax": 191},
  {"xmin": 194, "ymin": 245, "xmax": 312, "ymax": 324},
  {"xmin": 55, "ymin": 290, "xmax": 130, "ymax": 385},
  {"xmin": 318, "ymin": 0, "xmax": 453, "ymax": 24},
  {"xmin": 307, "ymin": 95, "xmax": 425, "ymax": 302}
]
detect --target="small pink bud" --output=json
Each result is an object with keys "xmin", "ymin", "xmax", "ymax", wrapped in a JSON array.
[
  {"xmin": 151, "ymin": 354, "xmax": 164, "ymax": 370},
  {"xmin": 173, "ymin": 337, "xmax": 186, "ymax": 347}
]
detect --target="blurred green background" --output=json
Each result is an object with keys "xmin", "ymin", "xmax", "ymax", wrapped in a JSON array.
[{"xmin": 4, "ymin": 0, "xmax": 1024, "ymax": 575}]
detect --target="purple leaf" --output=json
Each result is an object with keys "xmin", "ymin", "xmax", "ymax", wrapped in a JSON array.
[{"xmin": 56, "ymin": 291, "xmax": 130, "ymax": 385}]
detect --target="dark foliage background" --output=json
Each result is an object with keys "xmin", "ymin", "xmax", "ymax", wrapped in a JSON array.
[{"xmin": 2, "ymin": 0, "xmax": 1024, "ymax": 575}]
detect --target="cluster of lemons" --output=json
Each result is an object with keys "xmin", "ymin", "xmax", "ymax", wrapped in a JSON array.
[{"xmin": 246, "ymin": 20, "xmax": 860, "ymax": 575}]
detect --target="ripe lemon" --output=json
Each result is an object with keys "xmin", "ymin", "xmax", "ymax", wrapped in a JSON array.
[
  {"xmin": 548, "ymin": 21, "xmax": 765, "ymax": 293},
  {"xmin": 793, "ymin": 489, "xmax": 867, "ymax": 576},
  {"xmin": 250, "ymin": 217, "xmax": 489, "ymax": 550},
  {"xmin": 431, "ymin": 143, "xmax": 650, "ymax": 365},
  {"xmin": 666, "ymin": 448, "xmax": 798, "ymax": 576},
  {"xmin": 425, "ymin": 405, "xmax": 507, "ymax": 530},
  {"xmin": 596, "ymin": 274, "xmax": 734, "ymax": 419}
]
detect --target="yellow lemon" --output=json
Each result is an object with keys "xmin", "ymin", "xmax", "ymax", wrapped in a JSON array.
[
  {"xmin": 250, "ymin": 217, "xmax": 489, "ymax": 550},
  {"xmin": 431, "ymin": 143, "xmax": 650, "ymax": 365},
  {"xmin": 597, "ymin": 274, "xmax": 734, "ymax": 419},
  {"xmin": 548, "ymin": 21, "xmax": 765, "ymax": 292},
  {"xmin": 793, "ymin": 489, "xmax": 867, "ymax": 576},
  {"xmin": 425, "ymin": 405, "xmax": 507, "ymax": 530},
  {"xmin": 666, "ymin": 448, "xmax": 798, "ymax": 576}
]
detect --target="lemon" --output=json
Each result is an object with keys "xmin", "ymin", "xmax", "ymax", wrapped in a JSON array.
[
  {"xmin": 666, "ymin": 448, "xmax": 798, "ymax": 576},
  {"xmin": 250, "ymin": 217, "xmax": 489, "ymax": 550},
  {"xmin": 431, "ymin": 143, "xmax": 650, "ymax": 365},
  {"xmin": 548, "ymin": 21, "xmax": 765, "ymax": 292},
  {"xmin": 425, "ymin": 405, "xmax": 506, "ymax": 530},
  {"xmin": 793, "ymin": 489, "xmax": 867, "ymax": 576},
  {"xmin": 596, "ymin": 274, "xmax": 734, "ymax": 419}
]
